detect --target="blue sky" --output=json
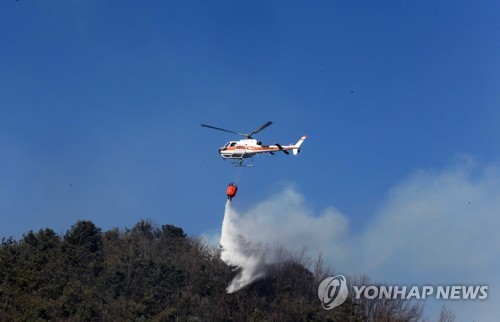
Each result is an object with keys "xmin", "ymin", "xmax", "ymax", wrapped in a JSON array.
[{"xmin": 1, "ymin": 1, "xmax": 500, "ymax": 319}]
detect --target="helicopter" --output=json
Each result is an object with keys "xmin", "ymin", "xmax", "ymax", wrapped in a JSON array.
[{"xmin": 201, "ymin": 121, "xmax": 307, "ymax": 166}]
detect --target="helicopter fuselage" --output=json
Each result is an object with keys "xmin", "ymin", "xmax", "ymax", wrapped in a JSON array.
[
  {"xmin": 218, "ymin": 138, "xmax": 306, "ymax": 160},
  {"xmin": 219, "ymin": 139, "xmax": 260, "ymax": 159}
]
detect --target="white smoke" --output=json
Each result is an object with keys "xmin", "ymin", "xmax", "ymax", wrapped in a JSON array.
[
  {"xmin": 217, "ymin": 188, "xmax": 348, "ymax": 293},
  {"xmin": 212, "ymin": 156, "xmax": 500, "ymax": 320},
  {"xmin": 218, "ymin": 192, "xmax": 344, "ymax": 293},
  {"xmin": 219, "ymin": 200, "xmax": 269, "ymax": 293}
]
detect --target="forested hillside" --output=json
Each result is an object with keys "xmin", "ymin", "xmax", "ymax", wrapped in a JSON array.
[{"xmin": 0, "ymin": 220, "xmax": 430, "ymax": 321}]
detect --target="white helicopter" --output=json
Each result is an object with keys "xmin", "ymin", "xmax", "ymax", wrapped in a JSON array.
[{"xmin": 201, "ymin": 121, "xmax": 307, "ymax": 166}]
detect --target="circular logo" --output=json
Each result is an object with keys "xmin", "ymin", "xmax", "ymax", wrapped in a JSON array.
[{"xmin": 318, "ymin": 275, "xmax": 348, "ymax": 310}]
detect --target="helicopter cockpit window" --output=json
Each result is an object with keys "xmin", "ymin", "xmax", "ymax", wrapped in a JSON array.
[{"xmin": 229, "ymin": 142, "xmax": 237, "ymax": 147}]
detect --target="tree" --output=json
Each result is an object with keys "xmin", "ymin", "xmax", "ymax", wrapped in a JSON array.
[
  {"xmin": 438, "ymin": 305, "xmax": 456, "ymax": 322},
  {"xmin": 0, "ymin": 220, "xmax": 454, "ymax": 321}
]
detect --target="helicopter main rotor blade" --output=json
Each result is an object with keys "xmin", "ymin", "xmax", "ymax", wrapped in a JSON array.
[
  {"xmin": 248, "ymin": 121, "xmax": 273, "ymax": 137},
  {"xmin": 201, "ymin": 124, "xmax": 246, "ymax": 137}
]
